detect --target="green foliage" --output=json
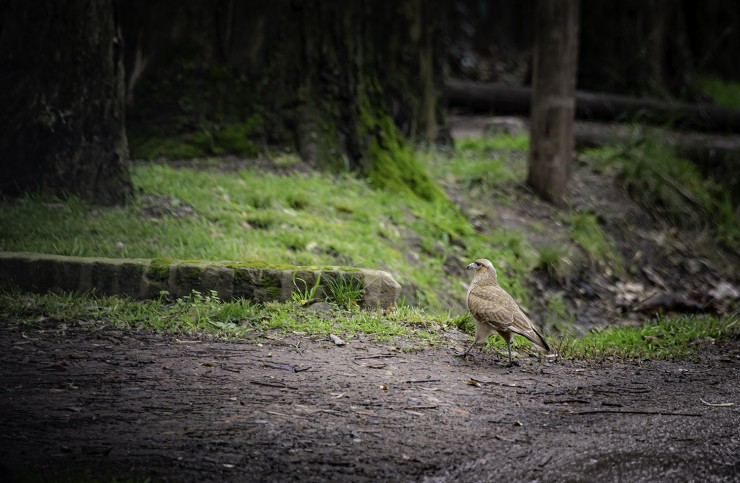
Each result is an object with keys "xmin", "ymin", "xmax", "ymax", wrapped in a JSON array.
[
  {"xmin": 4, "ymin": 289, "xmax": 736, "ymax": 360},
  {"xmin": 586, "ymin": 133, "xmax": 739, "ymax": 246},
  {"xmin": 291, "ymin": 272, "xmax": 322, "ymax": 306},
  {"xmin": 437, "ymin": 136, "xmax": 528, "ymax": 194},
  {"xmin": 559, "ymin": 314, "xmax": 739, "ymax": 360},
  {"xmin": 545, "ymin": 292, "xmax": 575, "ymax": 329},
  {"xmin": 326, "ymin": 274, "xmax": 365, "ymax": 310},
  {"xmin": 358, "ymin": 94, "xmax": 448, "ymax": 203},
  {"xmin": 566, "ymin": 211, "xmax": 620, "ymax": 268},
  {"xmin": 456, "ymin": 134, "xmax": 530, "ymax": 153},
  {"xmin": 0, "ymin": 162, "xmax": 485, "ymax": 308},
  {"xmin": 536, "ymin": 243, "xmax": 573, "ymax": 283},
  {"xmin": 131, "ymin": 117, "xmax": 263, "ymax": 160},
  {"xmin": 0, "ymin": 290, "xmax": 440, "ymax": 343},
  {"xmin": 695, "ymin": 75, "xmax": 740, "ymax": 109}
]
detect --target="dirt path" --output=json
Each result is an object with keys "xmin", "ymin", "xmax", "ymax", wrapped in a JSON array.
[{"xmin": 0, "ymin": 321, "xmax": 738, "ymax": 482}]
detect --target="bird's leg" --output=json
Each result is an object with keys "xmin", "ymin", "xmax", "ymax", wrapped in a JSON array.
[
  {"xmin": 455, "ymin": 337, "xmax": 478, "ymax": 358},
  {"xmin": 460, "ymin": 340, "xmax": 476, "ymax": 358},
  {"xmin": 505, "ymin": 341, "xmax": 520, "ymax": 367}
]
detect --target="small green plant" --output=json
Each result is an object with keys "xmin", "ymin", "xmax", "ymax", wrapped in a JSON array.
[
  {"xmin": 594, "ymin": 132, "xmax": 739, "ymax": 246},
  {"xmin": 326, "ymin": 274, "xmax": 364, "ymax": 310},
  {"xmin": 536, "ymin": 243, "xmax": 573, "ymax": 283},
  {"xmin": 545, "ymin": 292, "xmax": 575, "ymax": 330},
  {"xmin": 567, "ymin": 211, "xmax": 620, "ymax": 269},
  {"xmin": 695, "ymin": 75, "xmax": 740, "ymax": 109},
  {"xmin": 291, "ymin": 272, "xmax": 321, "ymax": 306}
]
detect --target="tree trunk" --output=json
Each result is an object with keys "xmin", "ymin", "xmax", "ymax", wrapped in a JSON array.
[
  {"xmin": 0, "ymin": 0, "xmax": 133, "ymax": 205},
  {"xmin": 527, "ymin": 0, "xmax": 580, "ymax": 206},
  {"xmin": 121, "ymin": 1, "xmax": 447, "ymax": 200}
]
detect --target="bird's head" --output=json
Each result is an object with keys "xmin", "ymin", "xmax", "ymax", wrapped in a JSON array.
[{"xmin": 466, "ymin": 258, "xmax": 497, "ymax": 279}]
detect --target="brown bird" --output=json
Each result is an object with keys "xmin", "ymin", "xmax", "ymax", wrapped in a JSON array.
[{"xmin": 464, "ymin": 258, "xmax": 550, "ymax": 364}]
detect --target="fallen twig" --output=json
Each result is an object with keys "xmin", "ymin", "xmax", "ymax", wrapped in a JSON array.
[
  {"xmin": 249, "ymin": 381, "xmax": 296, "ymax": 390},
  {"xmin": 700, "ymin": 398, "xmax": 735, "ymax": 407},
  {"xmin": 404, "ymin": 379, "xmax": 442, "ymax": 384}
]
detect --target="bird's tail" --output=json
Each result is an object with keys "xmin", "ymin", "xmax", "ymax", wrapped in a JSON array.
[{"xmin": 521, "ymin": 328, "xmax": 551, "ymax": 354}]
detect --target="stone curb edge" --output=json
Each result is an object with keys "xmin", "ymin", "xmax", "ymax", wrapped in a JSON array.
[{"xmin": 0, "ymin": 252, "xmax": 401, "ymax": 309}]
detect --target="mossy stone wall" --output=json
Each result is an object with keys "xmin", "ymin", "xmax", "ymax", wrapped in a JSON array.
[{"xmin": 0, "ymin": 252, "xmax": 400, "ymax": 310}]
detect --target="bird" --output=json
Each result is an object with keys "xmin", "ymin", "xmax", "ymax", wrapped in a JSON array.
[{"xmin": 464, "ymin": 258, "xmax": 550, "ymax": 365}]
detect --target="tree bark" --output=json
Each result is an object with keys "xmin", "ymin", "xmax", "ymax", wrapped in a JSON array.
[
  {"xmin": 0, "ymin": 0, "xmax": 132, "ymax": 205},
  {"xmin": 121, "ymin": 0, "xmax": 447, "ymax": 201},
  {"xmin": 527, "ymin": 0, "xmax": 580, "ymax": 206}
]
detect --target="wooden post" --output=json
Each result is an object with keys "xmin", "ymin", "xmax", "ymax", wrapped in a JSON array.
[{"xmin": 527, "ymin": 0, "xmax": 580, "ymax": 206}]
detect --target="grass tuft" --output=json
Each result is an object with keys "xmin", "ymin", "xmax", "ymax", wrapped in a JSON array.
[
  {"xmin": 695, "ymin": 75, "xmax": 740, "ymax": 109},
  {"xmin": 585, "ymin": 132, "xmax": 739, "ymax": 246},
  {"xmin": 536, "ymin": 243, "xmax": 573, "ymax": 283},
  {"xmin": 558, "ymin": 314, "xmax": 738, "ymax": 360},
  {"xmin": 2, "ymin": 290, "xmax": 737, "ymax": 360},
  {"xmin": 566, "ymin": 211, "xmax": 620, "ymax": 269}
]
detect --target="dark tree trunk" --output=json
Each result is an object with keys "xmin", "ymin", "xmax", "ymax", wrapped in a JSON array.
[
  {"xmin": 527, "ymin": 0, "xmax": 580, "ymax": 206},
  {"xmin": 0, "ymin": 1, "xmax": 132, "ymax": 205},
  {"xmin": 121, "ymin": 1, "xmax": 447, "ymax": 200}
]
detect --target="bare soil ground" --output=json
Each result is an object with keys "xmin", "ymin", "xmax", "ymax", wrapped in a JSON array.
[{"xmin": 1, "ymin": 321, "xmax": 738, "ymax": 482}]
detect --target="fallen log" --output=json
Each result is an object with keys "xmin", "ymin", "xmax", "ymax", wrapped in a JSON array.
[
  {"xmin": 572, "ymin": 123, "xmax": 740, "ymax": 168},
  {"xmin": 446, "ymin": 79, "xmax": 740, "ymax": 134}
]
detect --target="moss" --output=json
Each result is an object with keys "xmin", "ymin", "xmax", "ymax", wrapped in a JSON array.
[
  {"xmin": 149, "ymin": 258, "xmax": 174, "ymax": 282},
  {"xmin": 131, "ymin": 137, "xmax": 204, "ymax": 161},
  {"xmin": 214, "ymin": 120, "xmax": 262, "ymax": 157},
  {"xmin": 224, "ymin": 260, "xmax": 360, "ymax": 272},
  {"xmin": 356, "ymin": 91, "xmax": 447, "ymax": 203},
  {"xmin": 131, "ymin": 117, "xmax": 263, "ymax": 161},
  {"xmin": 180, "ymin": 265, "xmax": 205, "ymax": 283}
]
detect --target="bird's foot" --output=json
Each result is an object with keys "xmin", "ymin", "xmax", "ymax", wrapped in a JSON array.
[
  {"xmin": 506, "ymin": 360, "xmax": 521, "ymax": 368},
  {"xmin": 454, "ymin": 351, "xmax": 471, "ymax": 359}
]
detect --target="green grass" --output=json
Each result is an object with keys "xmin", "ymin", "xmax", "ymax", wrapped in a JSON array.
[
  {"xmin": 558, "ymin": 314, "xmax": 739, "ymax": 360},
  {"xmin": 566, "ymin": 211, "xmax": 620, "ymax": 268},
  {"xmin": 0, "ymin": 289, "xmax": 450, "ymax": 343},
  {"xmin": 434, "ymin": 135, "xmax": 528, "ymax": 194},
  {"xmin": 0, "ymin": 144, "xmax": 536, "ymax": 309},
  {"xmin": 3, "ymin": 289, "xmax": 737, "ymax": 360},
  {"xmin": 456, "ymin": 134, "xmax": 530, "ymax": 153},
  {"xmin": 536, "ymin": 243, "xmax": 573, "ymax": 283},
  {"xmin": 131, "ymin": 117, "xmax": 263, "ymax": 160},
  {"xmin": 583, "ymin": 134, "xmax": 739, "ymax": 246}
]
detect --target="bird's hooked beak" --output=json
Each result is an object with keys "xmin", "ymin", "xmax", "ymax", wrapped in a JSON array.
[{"xmin": 466, "ymin": 262, "xmax": 479, "ymax": 270}]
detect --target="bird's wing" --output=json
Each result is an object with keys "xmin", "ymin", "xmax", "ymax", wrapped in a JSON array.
[
  {"xmin": 510, "ymin": 307, "xmax": 550, "ymax": 352},
  {"xmin": 468, "ymin": 280, "xmax": 550, "ymax": 352},
  {"xmin": 467, "ymin": 282, "xmax": 518, "ymax": 331}
]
